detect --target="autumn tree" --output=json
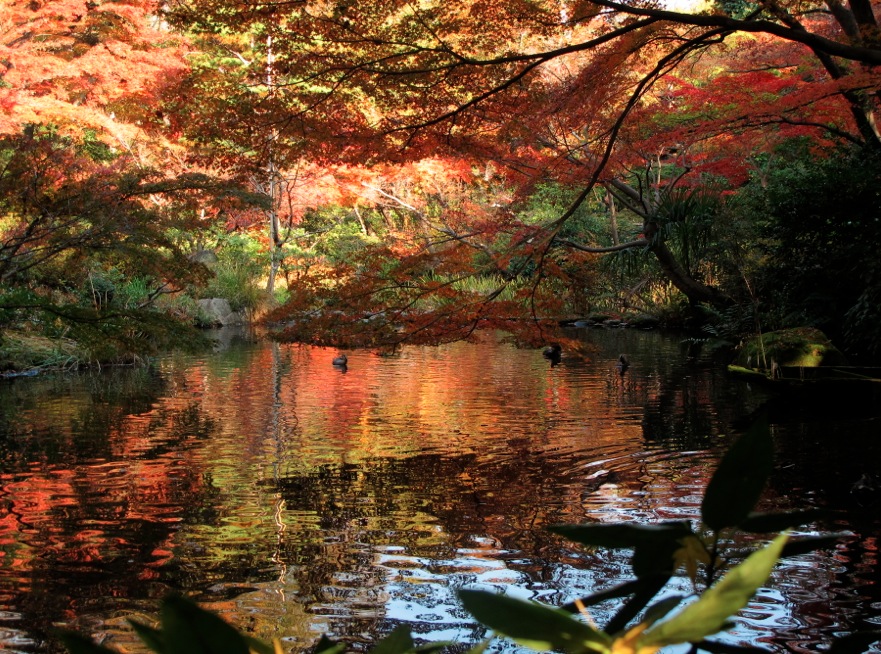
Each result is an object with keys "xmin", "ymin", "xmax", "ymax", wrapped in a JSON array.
[
  {"xmin": 0, "ymin": 0, "xmax": 267, "ymax": 364},
  {"xmin": 160, "ymin": 0, "xmax": 880, "ymax": 346},
  {"xmin": 0, "ymin": 0, "xmax": 196, "ymax": 155}
]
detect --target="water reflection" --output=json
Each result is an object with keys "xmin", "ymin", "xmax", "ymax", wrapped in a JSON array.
[{"xmin": 0, "ymin": 328, "xmax": 878, "ymax": 653}]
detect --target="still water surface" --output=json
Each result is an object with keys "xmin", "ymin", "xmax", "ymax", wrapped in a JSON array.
[{"xmin": 0, "ymin": 328, "xmax": 879, "ymax": 653}]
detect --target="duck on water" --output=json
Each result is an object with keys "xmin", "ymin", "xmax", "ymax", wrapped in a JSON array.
[{"xmin": 542, "ymin": 344, "xmax": 562, "ymax": 366}]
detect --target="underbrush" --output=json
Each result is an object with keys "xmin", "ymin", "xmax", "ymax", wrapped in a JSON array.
[{"xmin": 0, "ymin": 330, "xmax": 84, "ymax": 374}]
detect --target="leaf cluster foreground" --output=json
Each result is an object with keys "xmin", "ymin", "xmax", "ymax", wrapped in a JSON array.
[{"xmin": 59, "ymin": 417, "xmax": 881, "ymax": 654}]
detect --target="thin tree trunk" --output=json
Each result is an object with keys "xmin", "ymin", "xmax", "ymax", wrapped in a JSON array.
[{"xmin": 605, "ymin": 188, "xmax": 620, "ymax": 245}]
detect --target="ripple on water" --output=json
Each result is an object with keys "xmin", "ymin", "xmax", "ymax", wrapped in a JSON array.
[{"xmin": 1, "ymin": 333, "xmax": 879, "ymax": 654}]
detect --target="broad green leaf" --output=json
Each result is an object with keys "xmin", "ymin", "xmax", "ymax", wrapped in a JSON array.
[
  {"xmin": 314, "ymin": 635, "xmax": 346, "ymax": 654},
  {"xmin": 160, "ymin": 595, "xmax": 251, "ymax": 654},
  {"xmin": 642, "ymin": 533, "xmax": 788, "ymax": 647},
  {"xmin": 673, "ymin": 535, "xmax": 712, "ymax": 584},
  {"xmin": 244, "ymin": 636, "xmax": 276, "ymax": 654},
  {"xmin": 371, "ymin": 625, "xmax": 414, "ymax": 654},
  {"xmin": 550, "ymin": 522, "xmax": 692, "ymax": 550},
  {"xmin": 607, "ymin": 623, "xmax": 659, "ymax": 654},
  {"xmin": 458, "ymin": 589, "xmax": 611, "ymax": 654},
  {"xmin": 701, "ymin": 416, "xmax": 773, "ymax": 532},
  {"xmin": 57, "ymin": 632, "xmax": 121, "ymax": 654},
  {"xmin": 740, "ymin": 510, "xmax": 827, "ymax": 533},
  {"xmin": 643, "ymin": 596, "xmax": 686, "ymax": 627},
  {"xmin": 632, "ymin": 540, "xmax": 680, "ymax": 578},
  {"xmin": 128, "ymin": 620, "xmax": 166, "ymax": 653},
  {"xmin": 604, "ymin": 574, "xmax": 670, "ymax": 635}
]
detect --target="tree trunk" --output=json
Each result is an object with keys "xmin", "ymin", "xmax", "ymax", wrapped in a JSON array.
[
  {"xmin": 605, "ymin": 188, "xmax": 620, "ymax": 245},
  {"xmin": 649, "ymin": 238, "xmax": 729, "ymax": 307}
]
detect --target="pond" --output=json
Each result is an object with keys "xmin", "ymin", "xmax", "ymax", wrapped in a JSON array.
[{"xmin": 1, "ymin": 327, "xmax": 879, "ymax": 654}]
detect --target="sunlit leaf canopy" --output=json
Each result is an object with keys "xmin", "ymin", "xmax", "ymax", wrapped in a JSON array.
[
  {"xmin": 162, "ymin": 0, "xmax": 881, "ymax": 174},
  {"xmin": 159, "ymin": 0, "xmax": 881, "ymax": 345},
  {"xmin": 3, "ymin": 0, "xmax": 881, "ymax": 355}
]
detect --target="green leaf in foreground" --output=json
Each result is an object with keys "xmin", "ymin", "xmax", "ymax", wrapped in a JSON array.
[
  {"xmin": 702, "ymin": 415, "xmax": 773, "ymax": 532},
  {"xmin": 128, "ymin": 621, "xmax": 166, "ymax": 653},
  {"xmin": 370, "ymin": 625, "xmax": 415, "ymax": 654},
  {"xmin": 159, "ymin": 595, "xmax": 251, "ymax": 654},
  {"xmin": 458, "ymin": 590, "xmax": 611, "ymax": 654},
  {"xmin": 57, "ymin": 632, "xmax": 121, "ymax": 654},
  {"xmin": 642, "ymin": 533, "xmax": 788, "ymax": 648},
  {"xmin": 244, "ymin": 636, "xmax": 276, "ymax": 654},
  {"xmin": 314, "ymin": 635, "xmax": 347, "ymax": 654}
]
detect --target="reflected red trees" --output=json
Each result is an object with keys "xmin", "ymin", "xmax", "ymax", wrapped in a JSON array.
[{"xmin": 2, "ymin": 334, "xmax": 877, "ymax": 652}]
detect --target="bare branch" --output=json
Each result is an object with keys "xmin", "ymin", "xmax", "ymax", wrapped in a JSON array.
[
  {"xmin": 558, "ymin": 238, "xmax": 649, "ymax": 253},
  {"xmin": 588, "ymin": 0, "xmax": 881, "ymax": 65}
]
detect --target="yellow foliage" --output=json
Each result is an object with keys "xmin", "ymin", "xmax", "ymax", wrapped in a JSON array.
[
  {"xmin": 674, "ymin": 534, "xmax": 712, "ymax": 586},
  {"xmin": 610, "ymin": 623, "xmax": 660, "ymax": 654}
]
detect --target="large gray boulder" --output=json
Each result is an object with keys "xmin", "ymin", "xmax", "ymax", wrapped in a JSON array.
[{"xmin": 196, "ymin": 298, "xmax": 246, "ymax": 326}]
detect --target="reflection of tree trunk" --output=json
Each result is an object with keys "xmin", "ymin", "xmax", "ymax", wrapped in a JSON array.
[{"xmin": 269, "ymin": 341, "xmax": 289, "ymax": 581}]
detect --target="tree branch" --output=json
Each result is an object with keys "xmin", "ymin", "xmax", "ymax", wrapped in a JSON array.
[
  {"xmin": 588, "ymin": 0, "xmax": 881, "ymax": 65},
  {"xmin": 558, "ymin": 238, "xmax": 648, "ymax": 253}
]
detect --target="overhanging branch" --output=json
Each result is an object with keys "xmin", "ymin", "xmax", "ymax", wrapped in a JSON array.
[
  {"xmin": 558, "ymin": 238, "xmax": 648, "ymax": 253},
  {"xmin": 589, "ymin": 0, "xmax": 881, "ymax": 65}
]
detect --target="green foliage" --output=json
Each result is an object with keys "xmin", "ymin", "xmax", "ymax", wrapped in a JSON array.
[
  {"xmin": 0, "ymin": 329, "xmax": 83, "ymax": 373},
  {"xmin": 58, "ymin": 416, "xmax": 880, "ymax": 654},
  {"xmin": 732, "ymin": 327, "xmax": 849, "ymax": 369},
  {"xmin": 80, "ymin": 128, "xmax": 117, "ymax": 162},
  {"xmin": 591, "ymin": 185, "xmax": 739, "ymax": 318},
  {"xmin": 651, "ymin": 187, "xmax": 723, "ymax": 280},
  {"xmin": 520, "ymin": 183, "xmax": 610, "ymax": 241},
  {"xmin": 712, "ymin": 0, "xmax": 759, "ymax": 20},
  {"xmin": 422, "ymin": 273, "xmax": 523, "ymax": 308},
  {"xmin": 642, "ymin": 534, "xmax": 788, "ymax": 648},
  {"xmin": 701, "ymin": 414, "xmax": 773, "ymax": 532},
  {"xmin": 742, "ymin": 145, "xmax": 881, "ymax": 360},
  {"xmin": 0, "ymin": 127, "xmax": 253, "ymax": 368},
  {"xmin": 459, "ymin": 590, "xmax": 611, "ymax": 654},
  {"xmin": 457, "ymin": 534, "xmax": 790, "ymax": 654},
  {"xmin": 202, "ymin": 234, "xmax": 268, "ymax": 314},
  {"xmin": 300, "ymin": 207, "xmax": 381, "ymax": 265}
]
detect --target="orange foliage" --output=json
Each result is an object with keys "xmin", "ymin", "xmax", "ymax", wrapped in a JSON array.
[
  {"xmin": 5, "ymin": 0, "xmax": 879, "ymax": 345},
  {"xmin": 0, "ymin": 0, "xmax": 191, "ymax": 160}
]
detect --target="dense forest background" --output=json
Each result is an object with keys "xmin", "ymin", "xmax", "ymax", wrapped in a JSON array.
[{"xmin": 2, "ymin": 0, "xmax": 881, "ymax": 369}]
